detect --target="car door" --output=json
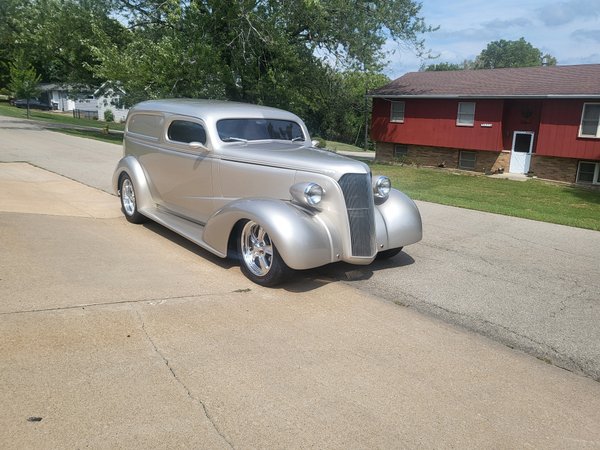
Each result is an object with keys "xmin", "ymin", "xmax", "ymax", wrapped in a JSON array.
[{"xmin": 139, "ymin": 116, "xmax": 214, "ymax": 223}]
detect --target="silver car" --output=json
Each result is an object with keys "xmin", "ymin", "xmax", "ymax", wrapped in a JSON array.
[{"xmin": 113, "ymin": 99, "xmax": 422, "ymax": 286}]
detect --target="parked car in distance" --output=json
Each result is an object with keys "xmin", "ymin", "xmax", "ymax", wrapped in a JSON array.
[
  {"xmin": 113, "ymin": 99, "xmax": 422, "ymax": 286},
  {"xmin": 12, "ymin": 98, "xmax": 52, "ymax": 110}
]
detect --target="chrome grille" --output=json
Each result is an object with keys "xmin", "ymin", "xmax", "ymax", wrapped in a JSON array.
[{"xmin": 338, "ymin": 174, "xmax": 375, "ymax": 257}]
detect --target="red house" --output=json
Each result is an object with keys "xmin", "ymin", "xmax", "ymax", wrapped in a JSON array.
[{"xmin": 369, "ymin": 64, "xmax": 600, "ymax": 185}]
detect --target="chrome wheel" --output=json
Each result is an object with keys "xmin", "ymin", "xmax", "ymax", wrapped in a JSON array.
[
  {"xmin": 240, "ymin": 221, "xmax": 274, "ymax": 277},
  {"xmin": 121, "ymin": 178, "xmax": 136, "ymax": 217},
  {"xmin": 119, "ymin": 174, "xmax": 146, "ymax": 224}
]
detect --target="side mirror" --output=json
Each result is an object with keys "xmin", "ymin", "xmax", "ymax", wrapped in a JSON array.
[
  {"xmin": 189, "ymin": 141, "xmax": 208, "ymax": 151},
  {"xmin": 311, "ymin": 139, "xmax": 320, "ymax": 148}
]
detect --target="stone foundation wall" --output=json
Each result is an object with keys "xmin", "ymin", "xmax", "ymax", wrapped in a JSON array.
[
  {"xmin": 375, "ymin": 142, "xmax": 509, "ymax": 174},
  {"xmin": 529, "ymin": 155, "xmax": 578, "ymax": 183},
  {"xmin": 375, "ymin": 142, "xmax": 590, "ymax": 183}
]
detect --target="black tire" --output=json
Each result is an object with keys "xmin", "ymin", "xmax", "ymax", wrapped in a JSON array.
[
  {"xmin": 119, "ymin": 173, "xmax": 147, "ymax": 224},
  {"xmin": 238, "ymin": 220, "xmax": 291, "ymax": 286},
  {"xmin": 375, "ymin": 247, "xmax": 403, "ymax": 260}
]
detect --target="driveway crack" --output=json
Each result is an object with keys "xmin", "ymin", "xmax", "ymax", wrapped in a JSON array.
[{"xmin": 134, "ymin": 309, "xmax": 234, "ymax": 449}]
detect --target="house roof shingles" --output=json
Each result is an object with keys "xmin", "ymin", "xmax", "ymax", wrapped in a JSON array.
[{"xmin": 369, "ymin": 64, "xmax": 600, "ymax": 98}]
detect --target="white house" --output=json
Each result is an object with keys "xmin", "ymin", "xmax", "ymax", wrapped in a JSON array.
[
  {"xmin": 73, "ymin": 81, "xmax": 129, "ymax": 122},
  {"xmin": 39, "ymin": 83, "xmax": 76, "ymax": 112}
]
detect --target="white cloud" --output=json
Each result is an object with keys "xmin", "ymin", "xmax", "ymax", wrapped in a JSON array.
[
  {"xmin": 536, "ymin": 0, "xmax": 600, "ymax": 26},
  {"xmin": 381, "ymin": 0, "xmax": 600, "ymax": 78},
  {"xmin": 572, "ymin": 29, "xmax": 600, "ymax": 42}
]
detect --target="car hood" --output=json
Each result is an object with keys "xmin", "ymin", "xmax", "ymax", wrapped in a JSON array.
[{"xmin": 216, "ymin": 142, "xmax": 369, "ymax": 179}]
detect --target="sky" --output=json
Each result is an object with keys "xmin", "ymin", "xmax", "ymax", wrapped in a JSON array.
[{"xmin": 383, "ymin": 0, "xmax": 600, "ymax": 79}]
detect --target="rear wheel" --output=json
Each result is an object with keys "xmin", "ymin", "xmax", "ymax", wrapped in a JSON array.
[
  {"xmin": 238, "ymin": 220, "xmax": 290, "ymax": 286},
  {"xmin": 375, "ymin": 247, "xmax": 403, "ymax": 260},
  {"xmin": 119, "ymin": 174, "xmax": 147, "ymax": 224}
]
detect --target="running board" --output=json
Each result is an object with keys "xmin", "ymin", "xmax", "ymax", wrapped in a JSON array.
[{"xmin": 140, "ymin": 206, "xmax": 227, "ymax": 258}]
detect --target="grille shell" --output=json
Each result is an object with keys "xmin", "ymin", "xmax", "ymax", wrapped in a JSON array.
[{"xmin": 338, "ymin": 174, "xmax": 376, "ymax": 257}]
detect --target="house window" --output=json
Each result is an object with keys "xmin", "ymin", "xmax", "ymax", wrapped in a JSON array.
[
  {"xmin": 394, "ymin": 144, "xmax": 408, "ymax": 157},
  {"xmin": 579, "ymin": 103, "xmax": 600, "ymax": 138},
  {"xmin": 457, "ymin": 102, "xmax": 475, "ymax": 126},
  {"xmin": 459, "ymin": 150, "xmax": 477, "ymax": 170},
  {"xmin": 576, "ymin": 161, "xmax": 600, "ymax": 184},
  {"xmin": 390, "ymin": 101, "xmax": 405, "ymax": 123}
]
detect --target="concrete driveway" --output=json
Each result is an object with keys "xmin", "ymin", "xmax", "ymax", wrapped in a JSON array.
[
  {"xmin": 1, "ymin": 116, "xmax": 600, "ymax": 447},
  {"xmin": 0, "ymin": 116, "xmax": 121, "ymax": 193},
  {"xmin": 321, "ymin": 201, "xmax": 600, "ymax": 381}
]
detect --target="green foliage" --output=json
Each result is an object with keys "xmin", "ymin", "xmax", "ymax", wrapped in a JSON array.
[
  {"xmin": 422, "ymin": 38, "xmax": 557, "ymax": 73},
  {"xmin": 87, "ymin": 0, "xmax": 426, "ymax": 145},
  {"xmin": 8, "ymin": 52, "xmax": 41, "ymax": 118},
  {"xmin": 0, "ymin": 0, "xmax": 128, "ymax": 86},
  {"xmin": 475, "ymin": 38, "xmax": 557, "ymax": 69},
  {"xmin": 7, "ymin": 53, "xmax": 40, "ymax": 98},
  {"xmin": 1, "ymin": 0, "xmax": 433, "ymax": 146},
  {"xmin": 104, "ymin": 109, "xmax": 114, "ymax": 122},
  {"xmin": 422, "ymin": 62, "xmax": 463, "ymax": 71}
]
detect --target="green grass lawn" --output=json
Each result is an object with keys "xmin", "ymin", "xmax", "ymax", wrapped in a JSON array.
[
  {"xmin": 372, "ymin": 163, "xmax": 600, "ymax": 231},
  {"xmin": 49, "ymin": 128, "xmax": 124, "ymax": 145},
  {"xmin": 0, "ymin": 102, "xmax": 125, "ymax": 131}
]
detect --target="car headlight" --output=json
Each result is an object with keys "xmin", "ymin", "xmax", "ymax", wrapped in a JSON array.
[
  {"xmin": 290, "ymin": 182, "xmax": 324, "ymax": 208},
  {"xmin": 373, "ymin": 175, "xmax": 391, "ymax": 199}
]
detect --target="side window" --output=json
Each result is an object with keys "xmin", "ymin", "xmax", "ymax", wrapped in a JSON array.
[
  {"xmin": 167, "ymin": 120, "xmax": 207, "ymax": 145},
  {"xmin": 128, "ymin": 114, "xmax": 163, "ymax": 139}
]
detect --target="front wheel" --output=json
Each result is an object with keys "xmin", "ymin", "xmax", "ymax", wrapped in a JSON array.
[
  {"xmin": 238, "ymin": 220, "xmax": 290, "ymax": 286},
  {"xmin": 119, "ymin": 174, "xmax": 147, "ymax": 224}
]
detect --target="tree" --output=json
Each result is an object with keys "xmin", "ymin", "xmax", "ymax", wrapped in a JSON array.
[
  {"xmin": 422, "ymin": 62, "xmax": 464, "ymax": 71},
  {"xmin": 1, "ymin": 0, "xmax": 433, "ymax": 146},
  {"xmin": 420, "ymin": 39, "xmax": 557, "ymax": 72},
  {"xmin": 89, "ymin": 0, "xmax": 432, "ymax": 143},
  {"xmin": 474, "ymin": 38, "xmax": 557, "ymax": 69},
  {"xmin": 0, "ymin": 0, "xmax": 128, "ymax": 87},
  {"xmin": 8, "ymin": 53, "xmax": 41, "ymax": 119}
]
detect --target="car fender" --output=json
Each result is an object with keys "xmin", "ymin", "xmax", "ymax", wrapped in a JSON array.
[
  {"xmin": 374, "ymin": 189, "xmax": 423, "ymax": 250},
  {"xmin": 203, "ymin": 198, "xmax": 335, "ymax": 270},
  {"xmin": 112, "ymin": 156, "xmax": 153, "ymax": 212}
]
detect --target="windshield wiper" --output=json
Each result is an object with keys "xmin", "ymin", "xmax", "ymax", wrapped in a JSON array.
[{"xmin": 222, "ymin": 137, "xmax": 248, "ymax": 143}]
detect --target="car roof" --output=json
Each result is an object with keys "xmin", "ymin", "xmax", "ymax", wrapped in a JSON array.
[{"xmin": 130, "ymin": 99, "xmax": 302, "ymax": 122}]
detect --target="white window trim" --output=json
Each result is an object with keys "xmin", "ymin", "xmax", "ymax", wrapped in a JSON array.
[
  {"xmin": 456, "ymin": 102, "xmax": 475, "ymax": 127},
  {"xmin": 576, "ymin": 161, "xmax": 600, "ymax": 185},
  {"xmin": 578, "ymin": 103, "xmax": 600, "ymax": 138},
  {"xmin": 390, "ymin": 101, "xmax": 405, "ymax": 123}
]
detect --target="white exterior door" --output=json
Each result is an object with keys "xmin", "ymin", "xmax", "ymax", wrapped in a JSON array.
[{"xmin": 509, "ymin": 131, "xmax": 534, "ymax": 174}]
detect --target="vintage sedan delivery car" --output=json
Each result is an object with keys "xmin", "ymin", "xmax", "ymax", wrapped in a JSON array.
[{"xmin": 113, "ymin": 99, "xmax": 422, "ymax": 285}]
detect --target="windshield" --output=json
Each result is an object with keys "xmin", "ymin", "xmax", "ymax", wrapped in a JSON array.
[{"xmin": 217, "ymin": 118, "xmax": 304, "ymax": 142}]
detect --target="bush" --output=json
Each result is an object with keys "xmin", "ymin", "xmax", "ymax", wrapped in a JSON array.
[{"xmin": 103, "ymin": 109, "xmax": 114, "ymax": 122}]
